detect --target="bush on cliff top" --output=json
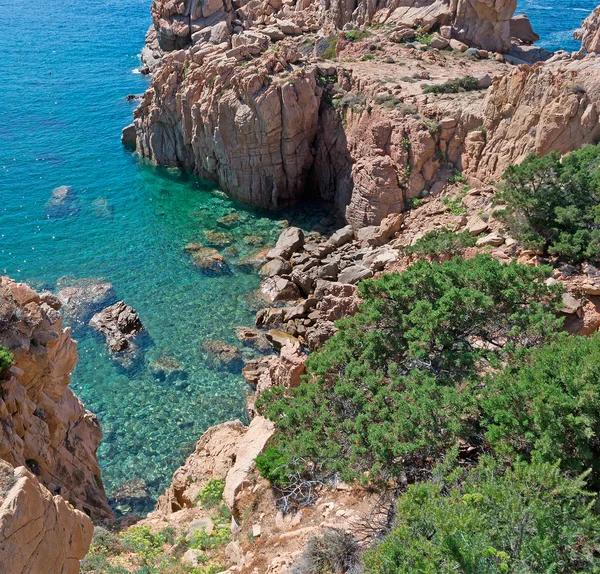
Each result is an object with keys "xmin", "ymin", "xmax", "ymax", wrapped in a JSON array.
[
  {"xmin": 403, "ymin": 227, "xmax": 476, "ymax": 257},
  {"xmin": 498, "ymin": 144, "xmax": 600, "ymax": 264},
  {"xmin": 257, "ymin": 255, "xmax": 563, "ymax": 488},
  {"xmin": 363, "ymin": 456, "xmax": 600, "ymax": 573}
]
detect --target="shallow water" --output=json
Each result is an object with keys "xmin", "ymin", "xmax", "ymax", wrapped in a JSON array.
[{"xmin": 0, "ymin": 0, "xmax": 596, "ymax": 512}]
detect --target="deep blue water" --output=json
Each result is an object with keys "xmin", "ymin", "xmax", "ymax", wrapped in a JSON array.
[
  {"xmin": 0, "ymin": 0, "xmax": 596, "ymax": 511},
  {"xmin": 517, "ymin": 0, "xmax": 598, "ymax": 52}
]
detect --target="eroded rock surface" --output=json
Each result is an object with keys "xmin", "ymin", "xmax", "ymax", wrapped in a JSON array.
[
  {"xmin": 0, "ymin": 460, "xmax": 93, "ymax": 574},
  {"xmin": 0, "ymin": 277, "xmax": 112, "ymax": 520},
  {"xmin": 89, "ymin": 301, "xmax": 144, "ymax": 353}
]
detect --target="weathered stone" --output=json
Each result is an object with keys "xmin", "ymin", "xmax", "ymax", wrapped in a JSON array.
[
  {"xmin": 90, "ymin": 301, "xmax": 144, "ymax": 354},
  {"xmin": 327, "ymin": 225, "xmax": 354, "ymax": 248},
  {"xmin": 267, "ymin": 227, "xmax": 305, "ymax": 260},
  {"xmin": 510, "ymin": 14, "xmax": 539, "ymax": 44},
  {"xmin": 266, "ymin": 329, "xmax": 300, "ymax": 349},
  {"xmin": 200, "ymin": 339, "xmax": 243, "ymax": 371},
  {"xmin": 338, "ymin": 265, "xmax": 373, "ymax": 285},
  {"xmin": 476, "ymin": 232, "xmax": 505, "ymax": 247},
  {"xmin": 259, "ymin": 258, "xmax": 292, "ymax": 277},
  {"xmin": 260, "ymin": 276, "xmax": 302, "ymax": 302}
]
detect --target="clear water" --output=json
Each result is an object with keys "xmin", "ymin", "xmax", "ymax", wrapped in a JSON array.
[
  {"xmin": 517, "ymin": 0, "xmax": 598, "ymax": 52},
  {"xmin": 0, "ymin": 0, "xmax": 337, "ymax": 512},
  {"xmin": 0, "ymin": 0, "xmax": 596, "ymax": 513}
]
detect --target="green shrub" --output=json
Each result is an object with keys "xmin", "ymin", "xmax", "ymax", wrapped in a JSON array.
[
  {"xmin": 343, "ymin": 30, "xmax": 370, "ymax": 43},
  {"xmin": 405, "ymin": 228, "xmax": 476, "ymax": 257},
  {"xmin": 483, "ymin": 333, "xmax": 600, "ymax": 487},
  {"xmin": 195, "ymin": 479, "xmax": 225, "ymax": 509},
  {"xmin": 360, "ymin": 53, "xmax": 375, "ymax": 61},
  {"xmin": 363, "ymin": 457, "xmax": 600, "ymax": 573},
  {"xmin": 317, "ymin": 35, "xmax": 338, "ymax": 59},
  {"xmin": 258, "ymin": 256, "xmax": 562, "ymax": 488},
  {"xmin": 188, "ymin": 525, "xmax": 230, "ymax": 551},
  {"xmin": 0, "ymin": 346, "xmax": 13, "ymax": 374},
  {"xmin": 120, "ymin": 525, "xmax": 167, "ymax": 558},
  {"xmin": 423, "ymin": 76, "xmax": 479, "ymax": 94},
  {"xmin": 497, "ymin": 144, "xmax": 600, "ymax": 263}
]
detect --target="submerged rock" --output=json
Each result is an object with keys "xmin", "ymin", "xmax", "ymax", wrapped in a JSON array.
[
  {"xmin": 200, "ymin": 339, "xmax": 244, "ymax": 372},
  {"xmin": 234, "ymin": 326, "xmax": 272, "ymax": 353},
  {"xmin": 45, "ymin": 185, "xmax": 78, "ymax": 218},
  {"xmin": 56, "ymin": 277, "xmax": 115, "ymax": 323},
  {"xmin": 184, "ymin": 243, "xmax": 229, "ymax": 275},
  {"xmin": 92, "ymin": 197, "xmax": 113, "ymax": 219},
  {"xmin": 149, "ymin": 355, "xmax": 187, "ymax": 382},
  {"xmin": 89, "ymin": 301, "xmax": 144, "ymax": 353}
]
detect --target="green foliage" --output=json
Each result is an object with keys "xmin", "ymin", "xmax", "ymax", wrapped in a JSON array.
[
  {"xmin": 442, "ymin": 188, "xmax": 468, "ymax": 214},
  {"xmin": 120, "ymin": 526, "xmax": 168, "ymax": 559},
  {"xmin": 363, "ymin": 457, "xmax": 600, "ymax": 573},
  {"xmin": 483, "ymin": 333, "xmax": 600, "ymax": 487},
  {"xmin": 0, "ymin": 346, "xmax": 13, "ymax": 374},
  {"xmin": 404, "ymin": 228, "xmax": 476, "ymax": 257},
  {"xmin": 258, "ymin": 256, "xmax": 562, "ymax": 487},
  {"xmin": 360, "ymin": 53, "xmax": 375, "ymax": 61},
  {"xmin": 423, "ymin": 76, "xmax": 479, "ymax": 94},
  {"xmin": 195, "ymin": 479, "xmax": 225, "ymax": 509},
  {"xmin": 292, "ymin": 529, "xmax": 362, "ymax": 574},
  {"xmin": 415, "ymin": 27, "xmax": 434, "ymax": 45},
  {"xmin": 447, "ymin": 171, "xmax": 467, "ymax": 184},
  {"xmin": 188, "ymin": 525, "xmax": 230, "ymax": 551},
  {"xmin": 497, "ymin": 144, "xmax": 600, "ymax": 263},
  {"xmin": 401, "ymin": 137, "xmax": 411, "ymax": 150},
  {"xmin": 343, "ymin": 29, "xmax": 370, "ymax": 42},
  {"xmin": 318, "ymin": 35, "xmax": 338, "ymax": 59}
]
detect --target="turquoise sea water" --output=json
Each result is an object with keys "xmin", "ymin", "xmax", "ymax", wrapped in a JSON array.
[
  {"xmin": 0, "ymin": 0, "xmax": 595, "ymax": 512},
  {"xmin": 517, "ymin": 0, "xmax": 598, "ymax": 52}
]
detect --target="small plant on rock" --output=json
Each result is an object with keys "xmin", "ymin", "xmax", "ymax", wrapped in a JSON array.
[{"xmin": 195, "ymin": 478, "xmax": 226, "ymax": 509}]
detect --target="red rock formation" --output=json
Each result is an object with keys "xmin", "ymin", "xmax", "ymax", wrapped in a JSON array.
[{"xmin": 0, "ymin": 277, "xmax": 112, "ymax": 520}]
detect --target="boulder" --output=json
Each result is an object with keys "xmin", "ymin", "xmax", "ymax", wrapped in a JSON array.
[
  {"xmin": 89, "ymin": 301, "xmax": 144, "ymax": 353},
  {"xmin": 510, "ymin": 14, "xmax": 539, "ymax": 44},
  {"xmin": 266, "ymin": 329, "xmax": 300, "ymax": 349},
  {"xmin": 121, "ymin": 123, "xmax": 137, "ymax": 146},
  {"xmin": 185, "ymin": 243, "xmax": 229, "ymax": 275},
  {"xmin": 267, "ymin": 227, "xmax": 305, "ymax": 260},
  {"xmin": 338, "ymin": 265, "xmax": 373, "ymax": 285},
  {"xmin": 576, "ymin": 6, "xmax": 600, "ymax": 54},
  {"xmin": 260, "ymin": 276, "xmax": 302, "ymax": 302},
  {"xmin": 234, "ymin": 327, "xmax": 272, "ymax": 353},
  {"xmin": 327, "ymin": 225, "xmax": 354, "ymax": 248},
  {"xmin": 430, "ymin": 35, "xmax": 449, "ymax": 49},
  {"xmin": 259, "ymin": 258, "xmax": 292, "ymax": 277}
]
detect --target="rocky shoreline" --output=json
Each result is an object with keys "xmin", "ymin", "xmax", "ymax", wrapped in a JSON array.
[{"xmin": 6, "ymin": 0, "xmax": 600, "ymax": 572}]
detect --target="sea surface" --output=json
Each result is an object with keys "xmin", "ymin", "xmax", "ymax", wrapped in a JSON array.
[
  {"xmin": 517, "ymin": 0, "xmax": 598, "ymax": 52},
  {"xmin": 0, "ymin": 0, "xmax": 596, "ymax": 512}
]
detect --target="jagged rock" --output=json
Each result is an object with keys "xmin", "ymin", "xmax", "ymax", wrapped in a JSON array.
[
  {"xmin": 306, "ymin": 320, "xmax": 337, "ymax": 350},
  {"xmin": 0, "ymin": 277, "xmax": 112, "ymax": 519},
  {"xmin": 466, "ymin": 216, "xmax": 489, "ymax": 236},
  {"xmin": 200, "ymin": 339, "xmax": 243, "ymax": 371},
  {"xmin": 510, "ymin": 14, "xmax": 539, "ymax": 44},
  {"xmin": 256, "ymin": 307, "xmax": 287, "ymax": 327},
  {"xmin": 89, "ymin": 301, "xmax": 144, "ymax": 353},
  {"xmin": 45, "ymin": 186, "xmax": 77, "ymax": 218},
  {"xmin": 260, "ymin": 276, "xmax": 302, "ymax": 302},
  {"xmin": 0, "ymin": 462, "xmax": 93, "ymax": 574},
  {"xmin": 242, "ymin": 356, "xmax": 276, "ymax": 386},
  {"xmin": 157, "ymin": 420, "xmax": 247, "ymax": 513},
  {"xmin": 314, "ymin": 281, "xmax": 360, "ymax": 321},
  {"xmin": 575, "ymin": 6, "xmax": 600, "ymax": 54},
  {"xmin": 267, "ymin": 227, "xmax": 305, "ymax": 260}
]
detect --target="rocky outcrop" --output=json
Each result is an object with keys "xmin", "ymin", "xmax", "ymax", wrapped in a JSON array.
[
  {"xmin": 0, "ymin": 460, "xmax": 93, "ymax": 574},
  {"xmin": 0, "ymin": 277, "xmax": 112, "ymax": 520},
  {"xmin": 89, "ymin": 301, "xmax": 144, "ymax": 353},
  {"xmin": 132, "ymin": 0, "xmax": 522, "ymax": 221},
  {"xmin": 472, "ymin": 57, "xmax": 600, "ymax": 183},
  {"xmin": 575, "ymin": 6, "xmax": 600, "ymax": 55}
]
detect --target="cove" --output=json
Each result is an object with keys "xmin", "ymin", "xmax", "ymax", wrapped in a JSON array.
[{"xmin": 0, "ymin": 0, "xmax": 336, "ymax": 513}]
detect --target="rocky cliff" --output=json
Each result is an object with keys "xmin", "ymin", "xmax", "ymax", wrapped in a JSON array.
[
  {"xmin": 0, "ymin": 277, "xmax": 112, "ymax": 521},
  {"xmin": 0, "ymin": 459, "xmax": 93, "ymax": 574},
  {"xmin": 131, "ymin": 0, "xmax": 532, "ymax": 225}
]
